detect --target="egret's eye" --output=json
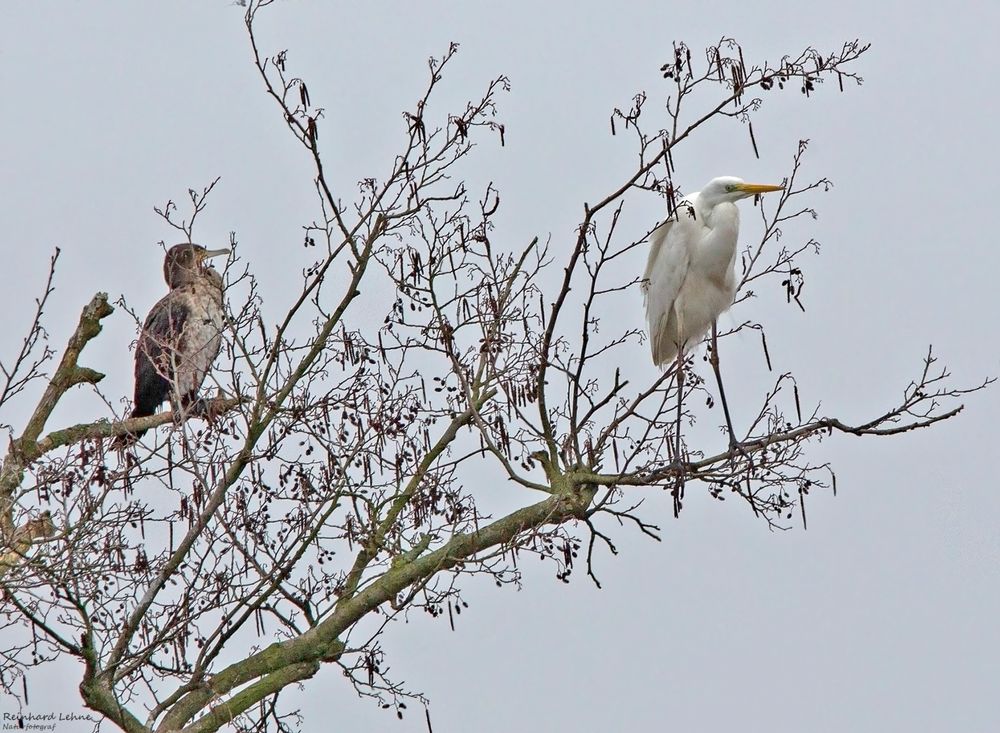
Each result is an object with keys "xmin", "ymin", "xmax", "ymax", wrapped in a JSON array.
[{"xmin": 725, "ymin": 184, "xmax": 736, "ymax": 193}]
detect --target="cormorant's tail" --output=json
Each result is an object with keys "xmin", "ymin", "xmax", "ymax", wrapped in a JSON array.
[
  {"xmin": 111, "ymin": 403, "xmax": 156, "ymax": 450},
  {"xmin": 112, "ymin": 366, "xmax": 171, "ymax": 449}
]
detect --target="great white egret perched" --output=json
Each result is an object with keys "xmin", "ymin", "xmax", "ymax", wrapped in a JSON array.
[{"xmin": 642, "ymin": 176, "xmax": 783, "ymax": 449}]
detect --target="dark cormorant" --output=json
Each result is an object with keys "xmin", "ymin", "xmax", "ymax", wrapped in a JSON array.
[{"xmin": 118, "ymin": 243, "xmax": 229, "ymax": 443}]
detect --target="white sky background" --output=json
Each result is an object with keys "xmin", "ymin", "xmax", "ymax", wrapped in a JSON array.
[{"xmin": 2, "ymin": 1, "xmax": 999, "ymax": 731}]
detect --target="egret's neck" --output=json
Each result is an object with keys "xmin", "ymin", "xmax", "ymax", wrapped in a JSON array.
[
  {"xmin": 696, "ymin": 198, "xmax": 737, "ymax": 227},
  {"xmin": 696, "ymin": 201, "xmax": 740, "ymax": 273}
]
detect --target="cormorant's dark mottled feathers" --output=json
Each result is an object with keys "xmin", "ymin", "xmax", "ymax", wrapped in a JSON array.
[{"xmin": 130, "ymin": 301, "xmax": 190, "ymax": 420}]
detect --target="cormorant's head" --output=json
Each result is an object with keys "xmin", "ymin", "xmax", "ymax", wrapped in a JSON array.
[{"xmin": 163, "ymin": 243, "xmax": 230, "ymax": 288}]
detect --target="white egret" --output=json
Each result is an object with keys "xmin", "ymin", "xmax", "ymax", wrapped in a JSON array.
[{"xmin": 642, "ymin": 176, "xmax": 783, "ymax": 450}]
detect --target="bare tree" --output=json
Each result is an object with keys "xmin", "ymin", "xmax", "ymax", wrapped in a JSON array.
[{"xmin": 0, "ymin": 4, "xmax": 987, "ymax": 731}]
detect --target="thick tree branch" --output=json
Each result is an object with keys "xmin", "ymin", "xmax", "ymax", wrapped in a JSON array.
[{"xmin": 1, "ymin": 293, "xmax": 112, "ymax": 539}]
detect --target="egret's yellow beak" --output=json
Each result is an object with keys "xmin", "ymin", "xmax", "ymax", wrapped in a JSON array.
[{"xmin": 736, "ymin": 183, "xmax": 784, "ymax": 195}]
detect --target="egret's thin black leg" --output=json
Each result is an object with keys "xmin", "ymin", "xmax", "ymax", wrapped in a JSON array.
[
  {"xmin": 710, "ymin": 322, "xmax": 753, "ymax": 466},
  {"xmin": 672, "ymin": 351, "xmax": 685, "ymax": 517},
  {"xmin": 709, "ymin": 323, "xmax": 738, "ymax": 445}
]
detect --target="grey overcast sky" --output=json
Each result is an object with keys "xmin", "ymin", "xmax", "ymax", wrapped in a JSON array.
[{"xmin": 3, "ymin": 1, "xmax": 999, "ymax": 731}]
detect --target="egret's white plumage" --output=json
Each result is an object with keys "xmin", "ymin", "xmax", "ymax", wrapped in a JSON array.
[{"xmin": 642, "ymin": 176, "xmax": 783, "ymax": 366}]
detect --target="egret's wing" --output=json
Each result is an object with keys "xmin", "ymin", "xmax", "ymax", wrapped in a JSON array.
[{"xmin": 642, "ymin": 213, "xmax": 696, "ymax": 366}]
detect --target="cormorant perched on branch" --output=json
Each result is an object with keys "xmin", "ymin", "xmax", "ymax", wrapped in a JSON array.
[{"xmin": 118, "ymin": 243, "xmax": 229, "ymax": 444}]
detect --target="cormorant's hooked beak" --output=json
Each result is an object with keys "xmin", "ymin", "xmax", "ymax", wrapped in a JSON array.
[
  {"xmin": 736, "ymin": 183, "xmax": 784, "ymax": 196},
  {"xmin": 197, "ymin": 248, "xmax": 229, "ymax": 270},
  {"xmin": 197, "ymin": 248, "xmax": 231, "ymax": 270}
]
